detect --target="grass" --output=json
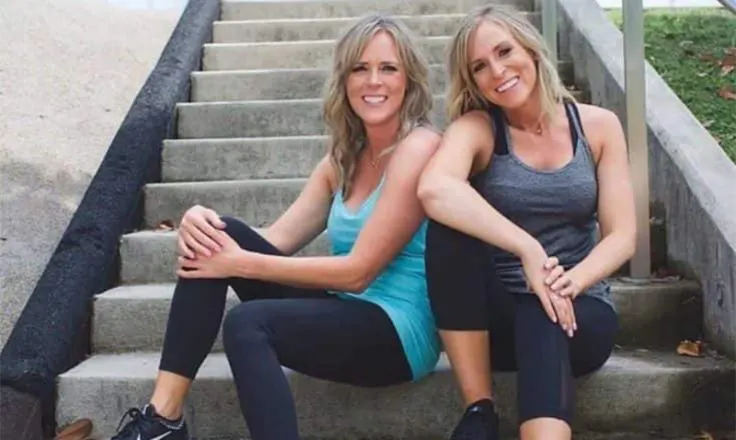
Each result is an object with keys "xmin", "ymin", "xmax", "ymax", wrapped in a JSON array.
[{"xmin": 607, "ymin": 8, "xmax": 736, "ymax": 163}]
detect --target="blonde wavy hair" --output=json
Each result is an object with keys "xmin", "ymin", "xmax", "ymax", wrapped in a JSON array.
[
  {"xmin": 446, "ymin": 4, "xmax": 576, "ymax": 122},
  {"xmin": 323, "ymin": 13, "xmax": 433, "ymax": 196}
]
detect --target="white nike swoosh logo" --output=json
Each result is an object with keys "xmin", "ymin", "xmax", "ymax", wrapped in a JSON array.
[{"xmin": 138, "ymin": 432, "xmax": 172, "ymax": 440}]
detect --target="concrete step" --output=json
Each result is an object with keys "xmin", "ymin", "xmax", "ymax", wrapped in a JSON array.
[
  {"xmin": 190, "ymin": 64, "xmax": 579, "ymax": 102},
  {"xmin": 191, "ymin": 65, "xmax": 447, "ymax": 102},
  {"xmin": 203, "ymin": 36, "xmax": 451, "ymax": 71},
  {"xmin": 143, "ymin": 178, "xmax": 306, "ymax": 230},
  {"xmin": 91, "ymin": 279, "xmax": 702, "ymax": 353},
  {"xmin": 119, "ymin": 230, "xmax": 330, "ymax": 285},
  {"xmin": 212, "ymin": 13, "xmax": 539, "ymax": 43},
  {"xmin": 162, "ymin": 136, "xmax": 326, "ymax": 182},
  {"xmin": 220, "ymin": 0, "xmax": 533, "ymax": 21},
  {"xmin": 178, "ymin": 81, "xmax": 582, "ymax": 138},
  {"xmin": 56, "ymin": 350, "xmax": 735, "ymax": 440},
  {"xmin": 176, "ymin": 99, "xmax": 328, "ymax": 140}
]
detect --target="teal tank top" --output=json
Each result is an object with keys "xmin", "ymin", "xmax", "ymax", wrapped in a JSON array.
[{"xmin": 326, "ymin": 176, "xmax": 441, "ymax": 381}]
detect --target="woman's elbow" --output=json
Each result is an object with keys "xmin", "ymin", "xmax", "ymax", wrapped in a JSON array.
[
  {"xmin": 342, "ymin": 260, "xmax": 373, "ymax": 293},
  {"xmin": 416, "ymin": 172, "xmax": 443, "ymax": 207}
]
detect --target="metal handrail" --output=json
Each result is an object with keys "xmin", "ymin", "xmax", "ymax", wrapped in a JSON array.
[
  {"xmin": 717, "ymin": 0, "xmax": 736, "ymax": 14},
  {"xmin": 540, "ymin": 0, "xmax": 651, "ymax": 278}
]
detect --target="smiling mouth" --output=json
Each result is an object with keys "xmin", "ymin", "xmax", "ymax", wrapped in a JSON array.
[
  {"xmin": 495, "ymin": 77, "xmax": 519, "ymax": 93},
  {"xmin": 362, "ymin": 95, "xmax": 388, "ymax": 104}
]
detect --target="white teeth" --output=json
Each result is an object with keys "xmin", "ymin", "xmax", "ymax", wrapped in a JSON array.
[
  {"xmin": 496, "ymin": 77, "xmax": 519, "ymax": 93},
  {"xmin": 363, "ymin": 96, "xmax": 387, "ymax": 104}
]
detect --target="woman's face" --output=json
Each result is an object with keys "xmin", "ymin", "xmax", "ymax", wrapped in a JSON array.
[
  {"xmin": 346, "ymin": 30, "xmax": 407, "ymax": 130},
  {"xmin": 468, "ymin": 20, "xmax": 538, "ymax": 109}
]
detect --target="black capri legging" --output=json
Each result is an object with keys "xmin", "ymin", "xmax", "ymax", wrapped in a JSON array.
[
  {"xmin": 425, "ymin": 220, "xmax": 619, "ymax": 426},
  {"xmin": 158, "ymin": 216, "xmax": 412, "ymax": 440}
]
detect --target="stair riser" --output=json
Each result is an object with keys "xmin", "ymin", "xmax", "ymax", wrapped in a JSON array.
[
  {"xmin": 191, "ymin": 63, "xmax": 577, "ymax": 102},
  {"xmin": 93, "ymin": 282, "xmax": 701, "ymax": 352},
  {"xmin": 161, "ymin": 137, "xmax": 327, "ymax": 182},
  {"xmin": 213, "ymin": 13, "xmax": 539, "ymax": 44},
  {"xmin": 119, "ymin": 232, "xmax": 330, "ymax": 285},
  {"xmin": 143, "ymin": 179, "xmax": 307, "ymax": 230},
  {"xmin": 56, "ymin": 354, "xmax": 735, "ymax": 440},
  {"xmin": 180, "ymin": 69, "xmax": 580, "ymax": 137},
  {"xmin": 220, "ymin": 0, "xmax": 534, "ymax": 21},
  {"xmin": 203, "ymin": 37, "xmax": 450, "ymax": 71},
  {"xmin": 191, "ymin": 66, "xmax": 447, "ymax": 102}
]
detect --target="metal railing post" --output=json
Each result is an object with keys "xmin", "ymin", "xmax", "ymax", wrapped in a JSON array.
[
  {"xmin": 623, "ymin": 0, "xmax": 651, "ymax": 278},
  {"xmin": 540, "ymin": 0, "xmax": 558, "ymax": 65}
]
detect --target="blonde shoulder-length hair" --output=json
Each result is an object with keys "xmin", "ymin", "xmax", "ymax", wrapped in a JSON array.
[
  {"xmin": 323, "ymin": 13, "xmax": 433, "ymax": 196},
  {"xmin": 446, "ymin": 4, "xmax": 576, "ymax": 122}
]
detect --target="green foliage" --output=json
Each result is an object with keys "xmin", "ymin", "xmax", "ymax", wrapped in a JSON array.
[{"xmin": 608, "ymin": 8, "xmax": 736, "ymax": 162}]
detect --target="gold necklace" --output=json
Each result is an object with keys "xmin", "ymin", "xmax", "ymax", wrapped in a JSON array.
[
  {"xmin": 364, "ymin": 141, "xmax": 397, "ymax": 168},
  {"xmin": 507, "ymin": 115, "xmax": 544, "ymax": 135}
]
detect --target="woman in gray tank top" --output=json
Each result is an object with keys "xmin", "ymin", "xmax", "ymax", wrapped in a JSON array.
[{"xmin": 417, "ymin": 4, "xmax": 637, "ymax": 440}]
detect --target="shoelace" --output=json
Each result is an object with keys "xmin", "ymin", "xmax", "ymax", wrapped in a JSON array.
[{"xmin": 113, "ymin": 407, "xmax": 154, "ymax": 439}]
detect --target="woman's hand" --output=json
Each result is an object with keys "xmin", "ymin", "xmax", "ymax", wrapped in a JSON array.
[
  {"xmin": 545, "ymin": 264, "xmax": 584, "ymax": 299},
  {"xmin": 178, "ymin": 205, "xmax": 227, "ymax": 259},
  {"xmin": 177, "ymin": 230, "xmax": 247, "ymax": 279},
  {"xmin": 520, "ymin": 246, "xmax": 577, "ymax": 337}
]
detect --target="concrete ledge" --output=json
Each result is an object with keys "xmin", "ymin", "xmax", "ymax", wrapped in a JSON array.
[
  {"xmin": 220, "ymin": 0, "xmax": 532, "ymax": 20},
  {"xmin": 557, "ymin": 0, "xmax": 736, "ymax": 359},
  {"xmin": 91, "ymin": 279, "xmax": 702, "ymax": 353},
  {"xmin": 56, "ymin": 351, "xmax": 735, "ymax": 439}
]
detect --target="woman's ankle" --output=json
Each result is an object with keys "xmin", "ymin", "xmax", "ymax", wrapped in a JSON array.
[{"xmin": 148, "ymin": 399, "xmax": 183, "ymax": 421}]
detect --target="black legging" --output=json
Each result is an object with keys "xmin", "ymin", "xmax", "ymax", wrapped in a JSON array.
[
  {"xmin": 158, "ymin": 217, "xmax": 412, "ymax": 440},
  {"xmin": 425, "ymin": 220, "xmax": 619, "ymax": 425}
]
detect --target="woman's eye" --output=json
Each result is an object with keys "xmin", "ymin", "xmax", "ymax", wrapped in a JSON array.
[
  {"xmin": 472, "ymin": 63, "xmax": 485, "ymax": 73},
  {"xmin": 382, "ymin": 65, "xmax": 398, "ymax": 72},
  {"xmin": 499, "ymin": 47, "xmax": 512, "ymax": 57}
]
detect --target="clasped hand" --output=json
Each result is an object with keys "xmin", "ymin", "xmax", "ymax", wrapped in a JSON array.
[
  {"xmin": 174, "ymin": 205, "xmax": 243, "ymax": 279},
  {"xmin": 521, "ymin": 246, "xmax": 582, "ymax": 338}
]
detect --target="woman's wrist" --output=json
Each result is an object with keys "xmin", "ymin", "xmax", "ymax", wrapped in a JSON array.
[{"xmin": 232, "ymin": 248, "xmax": 260, "ymax": 279}]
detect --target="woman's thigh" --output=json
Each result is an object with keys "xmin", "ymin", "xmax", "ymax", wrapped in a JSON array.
[{"xmin": 224, "ymin": 296, "xmax": 414, "ymax": 387}]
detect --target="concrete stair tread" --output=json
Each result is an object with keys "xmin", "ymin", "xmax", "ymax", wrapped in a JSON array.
[
  {"xmin": 202, "ymin": 36, "xmax": 445, "ymax": 70},
  {"xmin": 219, "ymin": 0, "xmax": 532, "ymax": 21},
  {"xmin": 61, "ymin": 348, "xmax": 735, "ymax": 380},
  {"xmin": 56, "ymin": 349, "xmax": 735, "ymax": 439},
  {"xmin": 211, "ymin": 13, "xmax": 538, "ymax": 44},
  {"xmin": 93, "ymin": 279, "xmax": 703, "ymax": 352}
]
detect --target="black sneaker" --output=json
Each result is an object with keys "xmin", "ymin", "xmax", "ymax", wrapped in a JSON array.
[
  {"xmin": 111, "ymin": 404, "xmax": 189, "ymax": 440},
  {"xmin": 449, "ymin": 398, "xmax": 500, "ymax": 440}
]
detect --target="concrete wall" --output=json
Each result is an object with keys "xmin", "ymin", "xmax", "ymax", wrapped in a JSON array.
[
  {"xmin": 0, "ymin": 0, "xmax": 184, "ymax": 351},
  {"xmin": 556, "ymin": 0, "xmax": 736, "ymax": 358}
]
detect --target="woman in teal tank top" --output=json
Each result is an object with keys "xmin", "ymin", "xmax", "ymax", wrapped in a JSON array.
[{"xmin": 109, "ymin": 12, "xmax": 442, "ymax": 440}]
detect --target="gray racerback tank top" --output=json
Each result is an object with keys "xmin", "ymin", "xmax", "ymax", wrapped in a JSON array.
[{"xmin": 470, "ymin": 101, "xmax": 613, "ymax": 308}]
